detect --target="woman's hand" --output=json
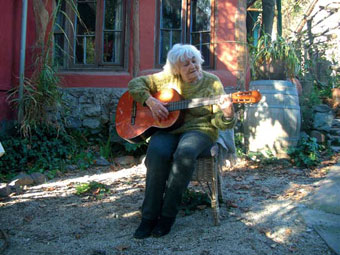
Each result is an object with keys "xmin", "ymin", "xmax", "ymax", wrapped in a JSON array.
[
  {"xmin": 217, "ymin": 94, "xmax": 234, "ymax": 120},
  {"xmin": 145, "ymin": 96, "xmax": 169, "ymax": 121}
]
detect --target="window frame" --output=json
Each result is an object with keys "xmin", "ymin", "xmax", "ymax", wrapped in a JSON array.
[
  {"xmin": 155, "ymin": 0, "xmax": 216, "ymax": 69},
  {"xmin": 56, "ymin": 0, "xmax": 130, "ymax": 72}
]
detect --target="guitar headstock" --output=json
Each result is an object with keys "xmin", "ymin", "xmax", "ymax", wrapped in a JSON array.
[{"xmin": 231, "ymin": 90, "xmax": 262, "ymax": 104}]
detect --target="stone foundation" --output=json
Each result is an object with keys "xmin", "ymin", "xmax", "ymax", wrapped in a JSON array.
[{"xmin": 59, "ymin": 87, "xmax": 127, "ymax": 135}]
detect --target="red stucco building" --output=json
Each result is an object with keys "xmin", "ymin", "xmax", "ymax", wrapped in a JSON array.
[{"xmin": 0, "ymin": 0, "xmax": 249, "ymax": 124}]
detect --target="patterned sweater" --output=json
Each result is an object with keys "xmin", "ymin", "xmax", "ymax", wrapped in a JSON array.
[{"xmin": 127, "ymin": 70, "xmax": 235, "ymax": 141}]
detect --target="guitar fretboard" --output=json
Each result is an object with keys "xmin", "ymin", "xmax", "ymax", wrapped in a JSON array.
[{"xmin": 166, "ymin": 96, "xmax": 222, "ymax": 112}]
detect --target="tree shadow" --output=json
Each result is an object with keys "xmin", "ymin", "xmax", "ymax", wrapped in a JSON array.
[{"xmin": 0, "ymin": 160, "xmax": 335, "ymax": 255}]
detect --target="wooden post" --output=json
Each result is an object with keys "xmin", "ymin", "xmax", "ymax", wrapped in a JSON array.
[
  {"xmin": 276, "ymin": 0, "xmax": 282, "ymax": 36},
  {"xmin": 132, "ymin": 0, "xmax": 140, "ymax": 78},
  {"xmin": 235, "ymin": 0, "xmax": 248, "ymax": 91}
]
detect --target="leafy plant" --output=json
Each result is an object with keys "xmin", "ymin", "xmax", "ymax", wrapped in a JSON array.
[
  {"xmin": 74, "ymin": 151, "xmax": 95, "ymax": 170},
  {"xmin": 250, "ymin": 34, "xmax": 300, "ymax": 80},
  {"xmin": 75, "ymin": 181, "xmax": 110, "ymax": 199},
  {"xmin": 7, "ymin": 0, "xmax": 81, "ymax": 137},
  {"xmin": 180, "ymin": 188, "xmax": 211, "ymax": 215},
  {"xmin": 0, "ymin": 124, "xmax": 76, "ymax": 181},
  {"xmin": 287, "ymin": 136, "xmax": 321, "ymax": 168}
]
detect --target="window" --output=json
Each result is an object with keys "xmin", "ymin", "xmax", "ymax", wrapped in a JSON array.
[
  {"xmin": 53, "ymin": 0, "xmax": 128, "ymax": 70},
  {"xmin": 156, "ymin": 0, "xmax": 214, "ymax": 68}
]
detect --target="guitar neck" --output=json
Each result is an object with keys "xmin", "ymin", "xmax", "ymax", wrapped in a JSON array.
[{"xmin": 166, "ymin": 96, "xmax": 221, "ymax": 112}]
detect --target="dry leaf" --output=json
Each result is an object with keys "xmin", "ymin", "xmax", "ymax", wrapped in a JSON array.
[{"xmin": 44, "ymin": 187, "xmax": 56, "ymax": 191}]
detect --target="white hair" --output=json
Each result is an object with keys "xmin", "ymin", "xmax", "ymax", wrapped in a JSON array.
[{"xmin": 163, "ymin": 44, "xmax": 204, "ymax": 75}]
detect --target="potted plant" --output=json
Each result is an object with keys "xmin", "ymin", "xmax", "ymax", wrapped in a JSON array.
[{"xmin": 250, "ymin": 34, "xmax": 301, "ymax": 80}]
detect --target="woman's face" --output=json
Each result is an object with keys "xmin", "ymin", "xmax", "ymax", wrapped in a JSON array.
[{"xmin": 178, "ymin": 57, "xmax": 202, "ymax": 83}]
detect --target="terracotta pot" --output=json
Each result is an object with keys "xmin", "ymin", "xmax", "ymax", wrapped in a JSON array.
[{"xmin": 332, "ymin": 88, "xmax": 340, "ymax": 102}]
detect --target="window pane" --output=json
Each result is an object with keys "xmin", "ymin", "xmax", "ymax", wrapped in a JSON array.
[
  {"xmin": 161, "ymin": 0, "xmax": 182, "ymax": 29},
  {"xmin": 160, "ymin": 30, "xmax": 181, "ymax": 64},
  {"xmin": 103, "ymin": 0, "xmax": 123, "ymax": 65},
  {"xmin": 105, "ymin": 0, "xmax": 123, "ymax": 30},
  {"xmin": 75, "ymin": 36, "xmax": 95, "ymax": 64},
  {"xmin": 191, "ymin": 0, "xmax": 211, "ymax": 32},
  {"xmin": 53, "ymin": 0, "xmax": 66, "ymax": 67},
  {"xmin": 54, "ymin": 1, "xmax": 65, "ymax": 32},
  {"xmin": 103, "ymin": 32, "xmax": 122, "ymax": 63},
  {"xmin": 159, "ymin": 0, "xmax": 182, "ymax": 64},
  {"xmin": 76, "ymin": 1, "xmax": 96, "ymax": 35},
  {"xmin": 75, "ymin": 37, "xmax": 84, "ymax": 64},
  {"xmin": 86, "ymin": 36, "xmax": 95, "ymax": 64},
  {"xmin": 54, "ymin": 34, "xmax": 65, "ymax": 67},
  {"xmin": 190, "ymin": 0, "xmax": 211, "ymax": 66},
  {"xmin": 191, "ymin": 32, "xmax": 210, "ymax": 65}
]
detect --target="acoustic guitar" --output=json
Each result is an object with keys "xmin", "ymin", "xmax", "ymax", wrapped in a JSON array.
[{"xmin": 115, "ymin": 88, "xmax": 261, "ymax": 143}]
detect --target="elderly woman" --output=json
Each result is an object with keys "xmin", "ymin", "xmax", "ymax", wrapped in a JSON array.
[{"xmin": 128, "ymin": 44, "xmax": 235, "ymax": 239}]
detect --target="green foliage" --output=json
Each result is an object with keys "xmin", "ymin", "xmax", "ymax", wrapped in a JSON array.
[
  {"xmin": 7, "ymin": 0, "xmax": 81, "ymax": 137},
  {"xmin": 123, "ymin": 141, "xmax": 147, "ymax": 154},
  {"xmin": 245, "ymin": 150, "xmax": 286, "ymax": 166},
  {"xmin": 0, "ymin": 124, "xmax": 76, "ymax": 181},
  {"xmin": 180, "ymin": 188, "xmax": 211, "ymax": 215},
  {"xmin": 100, "ymin": 135, "xmax": 112, "ymax": 159},
  {"xmin": 234, "ymin": 132, "xmax": 246, "ymax": 157},
  {"xmin": 250, "ymin": 34, "xmax": 300, "ymax": 79},
  {"xmin": 287, "ymin": 136, "xmax": 321, "ymax": 168},
  {"xmin": 7, "ymin": 62, "xmax": 63, "ymax": 137},
  {"xmin": 74, "ymin": 151, "xmax": 95, "ymax": 171},
  {"xmin": 299, "ymin": 86, "xmax": 321, "ymax": 132},
  {"xmin": 75, "ymin": 181, "xmax": 110, "ymax": 199}
]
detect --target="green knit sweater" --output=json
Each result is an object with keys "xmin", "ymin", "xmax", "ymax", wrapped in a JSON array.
[{"xmin": 127, "ymin": 70, "xmax": 235, "ymax": 141}]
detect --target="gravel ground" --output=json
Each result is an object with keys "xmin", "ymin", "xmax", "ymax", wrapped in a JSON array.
[{"xmin": 0, "ymin": 158, "xmax": 337, "ymax": 255}]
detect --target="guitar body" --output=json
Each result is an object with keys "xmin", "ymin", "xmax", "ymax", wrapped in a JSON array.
[
  {"xmin": 115, "ymin": 88, "xmax": 262, "ymax": 143},
  {"xmin": 115, "ymin": 88, "xmax": 182, "ymax": 143}
]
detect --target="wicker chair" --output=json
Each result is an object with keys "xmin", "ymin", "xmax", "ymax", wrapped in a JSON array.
[
  {"xmin": 192, "ymin": 129, "xmax": 236, "ymax": 226},
  {"xmin": 192, "ymin": 144, "xmax": 223, "ymax": 226}
]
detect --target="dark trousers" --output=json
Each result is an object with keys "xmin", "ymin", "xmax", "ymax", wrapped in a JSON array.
[{"xmin": 142, "ymin": 130, "xmax": 214, "ymax": 220}]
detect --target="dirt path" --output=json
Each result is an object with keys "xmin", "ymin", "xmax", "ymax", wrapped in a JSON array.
[{"xmin": 0, "ymin": 159, "xmax": 337, "ymax": 255}]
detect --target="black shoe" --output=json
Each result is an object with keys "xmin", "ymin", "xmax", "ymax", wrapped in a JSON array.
[
  {"xmin": 151, "ymin": 216, "xmax": 176, "ymax": 238},
  {"xmin": 133, "ymin": 218, "xmax": 158, "ymax": 239}
]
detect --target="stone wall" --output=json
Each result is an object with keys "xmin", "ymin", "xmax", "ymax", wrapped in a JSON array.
[{"xmin": 60, "ymin": 87, "xmax": 127, "ymax": 135}]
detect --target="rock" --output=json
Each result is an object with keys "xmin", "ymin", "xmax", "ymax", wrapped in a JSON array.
[
  {"xmin": 0, "ymin": 183, "xmax": 11, "ymax": 197},
  {"xmin": 30, "ymin": 172, "xmax": 46, "ymax": 185},
  {"xmin": 331, "ymin": 146, "xmax": 340, "ymax": 153},
  {"xmin": 313, "ymin": 110, "xmax": 334, "ymax": 132},
  {"xmin": 83, "ymin": 118, "xmax": 101, "ymax": 129},
  {"xmin": 313, "ymin": 104, "xmax": 332, "ymax": 113},
  {"xmin": 94, "ymin": 156, "xmax": 110, "ymax": 166},
  {"xmin": 113, "ymin": 156, "xmax": 136, "ymax": 166},
  {"xmin": 9, "ymin": 172, "xmax": 34, "ymax": 186},
  {"xmin": 310, "ymin": 130, "xmax": 326, "ymax": 143},
  {"xmin": 332, "ymin": 119, "xmax": 340, "ymax": 128},
  {"xmin": 66, "ymin": 165, "xmax": 77, "ymax": 171},
  {"xmin": 83, "ymin": 105, "xmax": 101, "ymax": 117}
]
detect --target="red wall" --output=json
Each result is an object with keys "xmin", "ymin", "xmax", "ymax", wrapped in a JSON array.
[
  {"xmin": 0, "ymin": 0, "xmax": 249, "ymax": 122},
  {"xmin": 0, "ymin": 1, "xmax": 16, "ymax": 121},
  {"xmin": 0, "ymin": 1, "xmax": 37, "ymax": 122}
]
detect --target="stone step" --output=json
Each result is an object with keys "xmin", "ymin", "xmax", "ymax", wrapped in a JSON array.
[
  {"xmin": 331, "ymin": 146, "xmax": 340, "ymax": 153},
  {"xmin": 332, "ymin": 118, "xmax": 340, "ymax": 127},
  {"xmin": 329, "ymin": 128, "xmax": 340, "ymax": 136}
]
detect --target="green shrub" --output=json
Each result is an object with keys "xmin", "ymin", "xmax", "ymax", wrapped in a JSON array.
[
  {"xmin": 180, "ymin": 188, "xmax": 211, "ymax": 215},
  {"xmin": 287, "ymin": 136, "xmax": 321, "ymax": 168},
  {"xmin": 0, "ymin": 124, "xmax": 76, "ymax": 181}
]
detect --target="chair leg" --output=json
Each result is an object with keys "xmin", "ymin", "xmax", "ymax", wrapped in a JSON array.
[
  {"xmin": 211, "ymin": 158, "xmax": 221, "ymax": 226},
  {"xmin": 217, "ymin": 167, "xmax": 224, "ymax": 204}
]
